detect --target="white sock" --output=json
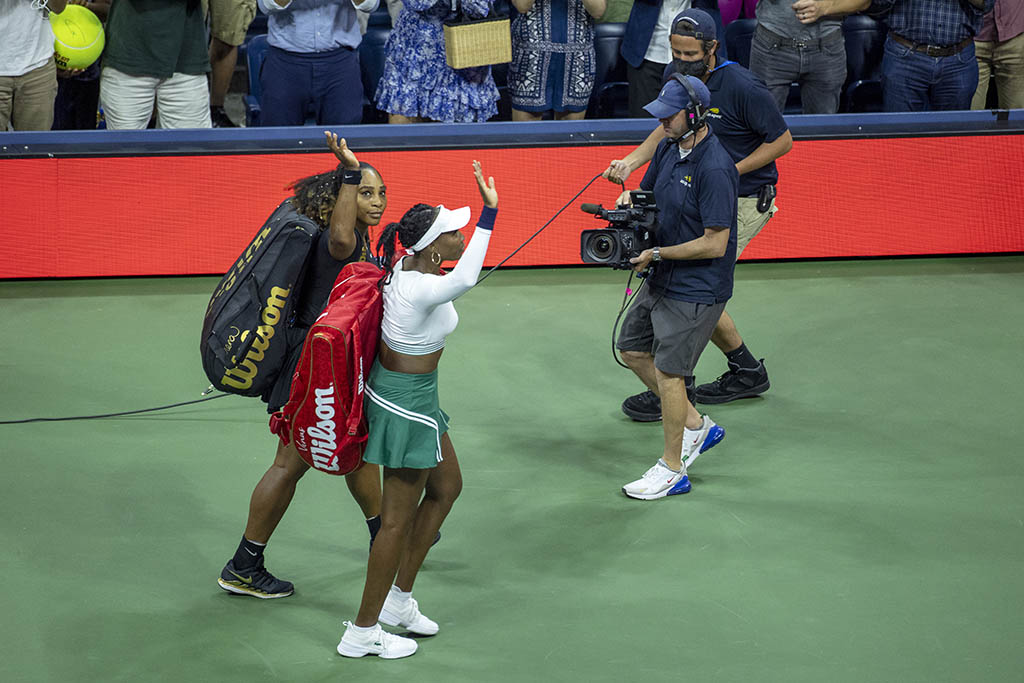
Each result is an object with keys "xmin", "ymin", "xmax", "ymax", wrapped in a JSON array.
[
  {"xmin": 657, "ymin": 458, "xmax": 681, "ymax": 474},
  {"xmin": 389, "ymin": 585, "xmax": 412, "ymax": 603},
  {"xmin": 347, "ymin": 622, "xmax": 376, "ymax": 635}
]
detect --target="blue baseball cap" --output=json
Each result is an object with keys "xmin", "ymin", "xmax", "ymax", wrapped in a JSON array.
[
  {"xmin": 671, "ymin": 8, "xmax": 717, "ymax": 41},
  {"xmin": 643, "ymin": 76, "xmax": 711, "ymax": 120}
]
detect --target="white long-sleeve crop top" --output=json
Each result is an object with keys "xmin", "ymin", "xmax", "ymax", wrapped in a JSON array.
[{"xmin": 380, "ymin": 223, "xmax": 493, "ymax": 355}]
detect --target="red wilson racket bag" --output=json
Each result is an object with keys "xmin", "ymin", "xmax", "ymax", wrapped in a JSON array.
[{"xmin": 269, "ymin": 262, "xmax": 383, "ymax": 475}]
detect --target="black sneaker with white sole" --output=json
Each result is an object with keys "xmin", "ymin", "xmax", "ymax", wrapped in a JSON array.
[
  {"xmin": 218, "ymin": 557, "xmax": 294, "ymax": 599},
  {"xmin": 694, "ymin": 359, "xmax": 770, "ymax": 404},
  {"xmin": 621, "ymin": 390, "xmax": 662, "ymax": 422}
]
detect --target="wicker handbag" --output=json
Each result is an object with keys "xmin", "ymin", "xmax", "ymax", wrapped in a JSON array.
[{"xmin": 443, "ymin": 0, "xmax": 512, "ymax": 69}]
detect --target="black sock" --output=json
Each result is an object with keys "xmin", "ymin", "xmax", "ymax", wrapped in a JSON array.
[
  {"xmin": 725, "ymin": 343, "xmax": 759, "ymax": 371},
  {"xmin": 366, "ymin": 515, "xmax": 381, "ymax": 544},
  {"xmin": 232, "ymin": 536, "xmax": 265, "ymax": 569}
]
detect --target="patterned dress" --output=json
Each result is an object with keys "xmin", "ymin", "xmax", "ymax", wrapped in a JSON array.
[
  {"xmin": 508, "ymin": 0, "xmax": 597, "ymax": 113},
  {"xmin": 374, "ymin": 0, "xmax": 500, "ymax": 122}
]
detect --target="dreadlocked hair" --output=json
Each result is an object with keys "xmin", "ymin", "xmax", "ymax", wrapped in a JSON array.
[
  {"xmin": 286, "ymin": 164, "xmax": 346, "ymax": 229},
  {"xmin": 375, "ymin": 203, "xmax": 439, "ymax": 289}
]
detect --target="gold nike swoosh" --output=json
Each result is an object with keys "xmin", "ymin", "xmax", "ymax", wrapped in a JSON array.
[{"xmin": 228, "ymin": 570, "xmax": 253, "ymax": 585}]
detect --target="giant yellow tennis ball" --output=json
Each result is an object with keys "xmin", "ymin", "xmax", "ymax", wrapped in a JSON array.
[{"xmin": 50, "ymin": 4, "xmax": 105, "ymax": 70}]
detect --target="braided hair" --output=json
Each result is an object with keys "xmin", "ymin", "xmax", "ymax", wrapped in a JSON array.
[
  {"xmin": 285, "ymin": 162, "xmax": 383, "ymax": 230},
  {"xmin": 286, "ymin": 165, "xmax": 346, "ymax": 229},
  {"xmin": 375, "ymin": 203, "xmax": 439, "ymax": 288}
]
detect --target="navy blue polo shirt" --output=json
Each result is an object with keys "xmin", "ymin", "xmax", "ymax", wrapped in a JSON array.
[
  {"xmin": 639, "ymin": 131, "xmax": 739, "ymax": 304},
  {"xmin": 663, "ymin": 61, "xmax": 789, "ymax": 196}
]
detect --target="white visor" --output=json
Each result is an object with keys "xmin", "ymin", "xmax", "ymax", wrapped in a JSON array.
[{"xmin": 406, "ymin": 205, "xmax": 472, "ymax": 254}]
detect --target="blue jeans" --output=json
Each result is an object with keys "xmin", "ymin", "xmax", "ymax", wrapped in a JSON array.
[
  {"xmin": 881, "ymin": 36, "xmax": 978, "ymax": 112},
  {"xmin": 260, "ymin": 45, "xmax": 363, "ymax": 126}
]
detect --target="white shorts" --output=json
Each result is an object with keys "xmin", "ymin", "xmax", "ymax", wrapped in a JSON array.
[{"xmin": 100, "ymin": 66, "xmax": 211, "ymax": 129}]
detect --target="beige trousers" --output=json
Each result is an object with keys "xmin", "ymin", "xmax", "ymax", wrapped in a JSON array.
[
  {"xmin": 972, "ymin": 32, "xmax": 1024, "ymax": 110},
  {"xmin": 736, "ymin": 196, "xmax": 777, "ymax": 256},
  {"xmin": 0, "ymin": 60, "xmax": 57, "ymax": 131}
]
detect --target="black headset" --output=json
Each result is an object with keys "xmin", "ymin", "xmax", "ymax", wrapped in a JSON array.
[{"xmin": 669, "ymin": 73, "xmax": 709, "ymax": 136}]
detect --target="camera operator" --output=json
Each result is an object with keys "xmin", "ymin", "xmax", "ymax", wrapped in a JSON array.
[
  {"xmin": 606, "ymin": 8, "xmax": 792, "ymax": 417},
  {"xmin": 618, "ymin": 75, "xmax": 738, "ymax": 501}
]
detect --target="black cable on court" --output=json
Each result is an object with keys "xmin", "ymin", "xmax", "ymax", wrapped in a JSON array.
[
  {"xmin": 612, "ymin": 272, "xmax": 647, "ymax": 369},
  {"xmin": 0, "ymin": 393, "xmax": 231, "ymax": 425},
  {"xmin": 2, "ymin": 173, "xmax": 622, "ymax": 425},
  {"xmin": 474, "ymin": 172, "xmax": 614, "ymax": 285}
]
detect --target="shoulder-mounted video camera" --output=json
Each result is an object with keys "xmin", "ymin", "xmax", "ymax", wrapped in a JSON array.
[{"xmin": 579, "ymin": 190, "xmax": 658, "ymax": 270}]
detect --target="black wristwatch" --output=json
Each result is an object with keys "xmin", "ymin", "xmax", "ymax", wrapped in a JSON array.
[{"xmin": 651, "ymin": 246, "xmax": 662, "ymax": 262}]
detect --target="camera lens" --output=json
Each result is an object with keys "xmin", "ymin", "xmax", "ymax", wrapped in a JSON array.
[{"xmin": 590, "ymin": 234, "xmax": 614, "ymax": 260}]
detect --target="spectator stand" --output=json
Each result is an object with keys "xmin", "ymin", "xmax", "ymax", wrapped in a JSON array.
[
  {"xmin": 360, "ymin": 4, "xmax": 393, "ymax": 123},
  {"xmin": 244, "ymin": 34, "xmax": 268, "ymax": 127},
  {"xmin": 588, "ymin": 22, "xmax": 629, "ymax": 119},
  {"xmin": 842, "ymin": 14, "xmax": 886, "ymax": 113}
]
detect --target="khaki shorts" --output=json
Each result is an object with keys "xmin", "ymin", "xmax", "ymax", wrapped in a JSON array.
[
  {"xmin": 736, "ymin": 196, "xmax": 777, "ymax": 255},
  {"xmin": 208, "ymin": 0, "xmax": 258, "ymax": 47}
]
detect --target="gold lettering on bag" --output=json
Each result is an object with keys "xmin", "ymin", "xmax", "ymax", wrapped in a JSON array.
[
  {"xmin": 220, "ymin": 286, "xmax": 291, "ymax": 390},
  {"xmin": 210, "ymin": 225, "xmax": 276, "ymax": 308}
]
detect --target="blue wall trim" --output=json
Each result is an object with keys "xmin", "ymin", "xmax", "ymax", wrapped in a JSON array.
[{"xmin": 2, "ymin": 110, "xmax": 1023, "ymax": 158}]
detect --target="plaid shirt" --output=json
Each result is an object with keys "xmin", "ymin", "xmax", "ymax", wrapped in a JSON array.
[{"xmin": 869, "ymin": 0, "xmax": 995, "ymax": 46}]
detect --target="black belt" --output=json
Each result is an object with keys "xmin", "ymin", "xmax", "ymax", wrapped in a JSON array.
[
  {"xmin": 889, "ymin": 33, "xmax": 973, "ymax": 57},
  {"xmin": 755, "ymin": 24, "xmax": 843, "ymax": 50}
]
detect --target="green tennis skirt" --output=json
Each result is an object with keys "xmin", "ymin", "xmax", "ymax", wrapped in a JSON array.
[{"xmin": 362, "ymin": 360, "xmax": 450, "ymax": 470}]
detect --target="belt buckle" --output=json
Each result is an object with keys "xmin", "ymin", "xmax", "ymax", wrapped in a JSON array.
[{"xmin": 924, "ymin": 45, "xmax": 943, "ymax": 57}]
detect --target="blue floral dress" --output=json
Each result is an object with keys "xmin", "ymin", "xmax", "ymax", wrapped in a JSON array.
[
  {"xmin": 509, "ymin": 0, "xmax": 596, "ymax": 113},
  {"xmin": 374, "ymin": 0, "xmax": 500, "ymax": 122}
]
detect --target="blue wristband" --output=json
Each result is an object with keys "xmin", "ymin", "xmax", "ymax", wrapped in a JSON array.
[{"xmin": 477, "ymin": 206, "xmax": 497, "ymax": 231}]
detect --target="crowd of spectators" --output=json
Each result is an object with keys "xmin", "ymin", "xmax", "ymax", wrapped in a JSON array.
[{"xmin": 1, "ymin": 0, "xmax": 1022, "ymax": 131}]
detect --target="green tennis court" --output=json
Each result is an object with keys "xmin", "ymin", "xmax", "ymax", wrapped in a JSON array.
[{"xmin": 3, "ymin": 256, "xmax": 1023, "ymax": 682}]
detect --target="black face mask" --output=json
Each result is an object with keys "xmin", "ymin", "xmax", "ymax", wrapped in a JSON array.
[{"xmin": 673, "ymin": 57, "xmax": 709, "ymax": 79}]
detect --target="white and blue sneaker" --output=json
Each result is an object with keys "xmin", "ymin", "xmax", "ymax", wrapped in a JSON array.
[
  {"xmin": 622, "ymin": 459, "xmax": 691, "ymax": 500},
  {"xmin": 683, "ymin": 415, "xmax": 725, "ymax": 469}
]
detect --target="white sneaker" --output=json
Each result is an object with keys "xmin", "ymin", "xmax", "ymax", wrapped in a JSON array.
[
  {"xmin": 622, "ymin": 459, "xmax": 691, "ymax": 500},
  {"xmin": 337, "ymin": 621, "xmax": 418, "ymax": 659},
  {"xmin": 379, "ymin": 588, "xmax": 439, "ymax": 636},
  {"xmin": 682, "ymin": 415, "xmax": 725, "ymax": 469}
]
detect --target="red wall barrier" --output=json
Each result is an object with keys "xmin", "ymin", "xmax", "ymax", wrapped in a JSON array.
[{"xmin": 2, "ymin": 135, "xmax": 1022, "ymax": 279}]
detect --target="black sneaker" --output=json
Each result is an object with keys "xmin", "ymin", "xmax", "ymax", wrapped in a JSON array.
[
  {"xmin": 621, "ymin": 390, "xmax": 662, "ymax": 422},
  {"xmin": 210, "ymin": 106, "xmax": 238, "ymax": 128},
  {"xmin": 218, "ymin": 557, "xmax": 294, "ymax": 599},
  {"xmin": 695, "ymin": 359, "xmax": 770, "ymax": 404}
]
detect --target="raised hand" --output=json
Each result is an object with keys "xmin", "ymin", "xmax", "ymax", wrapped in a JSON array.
[
  {"xmin": 473, "ymin": 160, "xmax": 498, "ymax": 208},
  {"xmin": 325, "ymin": 130, "xmax": 360, "ymax": 170}
]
